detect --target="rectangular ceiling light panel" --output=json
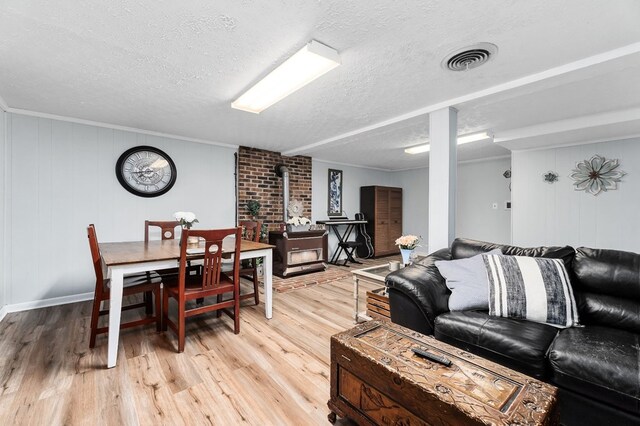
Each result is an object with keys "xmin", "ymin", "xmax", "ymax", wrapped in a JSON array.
[
  {"xmin": 232, "ymin": 40, "xmax": 341, "ymax": 114},
  {"xmin": 404, "ymin": 132, "xmax": 492, "ymax": 154}
]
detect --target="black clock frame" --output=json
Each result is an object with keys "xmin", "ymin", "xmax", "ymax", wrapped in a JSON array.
[{"xmin": 115, "ymin": 145, "xmax": 177, "ymax": 198}]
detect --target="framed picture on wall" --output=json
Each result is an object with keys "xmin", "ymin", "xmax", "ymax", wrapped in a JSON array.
[{"xmin": 327, "ymin": 169, "xmax": 343, "ymax": 217}]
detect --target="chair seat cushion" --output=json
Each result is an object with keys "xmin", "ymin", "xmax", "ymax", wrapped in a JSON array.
[
  {"xmin": 434, "ymin": 311, "xmax": 559, "ymax": 378},
  {"xmin": 549, "ymin": 326, "xmax": 640, "ymax": 414}
]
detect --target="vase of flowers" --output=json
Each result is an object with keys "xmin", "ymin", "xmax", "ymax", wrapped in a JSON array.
[
  {"xmin": 174, "ymin": 211, "xmax": 199, "ymax": 246},
  {"xmin": 286, "ymin": 215, "xmax": 311, "ymax": 232},
  {"xmin": 395, "ymin": 234, "xmax": 421, "ymax": 265}
]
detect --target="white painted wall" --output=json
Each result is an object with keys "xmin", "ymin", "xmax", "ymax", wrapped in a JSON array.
[
  {"xmin": 392, "ymin": 167, "xmax": 430, "ymax": 254},
  {"xmin": 0, "ymin": 110, "xmax": 6, "ymax": 311},
  {"xmin": 512, "ymin": 137, "xmax": 640, "ymax": 252},
  {"xmin": 456, "ymin": 157, "xmax": 512, "ymax": 245},
  {"xmin": 312, "ymin": 160, "xmax": 394, "ymax": 258},
  {"xmin": 393, "ymin": 157, "xmax": 512, "ymax": 254},
  {"xmin": 3, "ymin": 113, "xmax": 236, "ymax": 305}
]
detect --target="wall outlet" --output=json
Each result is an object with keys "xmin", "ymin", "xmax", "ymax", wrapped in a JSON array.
[
  {"xmin": 491, "ymin": 202, "xmax": 498, "ymax": 210},
  {"xmin": 504, "ymin": 201, "xmax": 512, "ymax": 210}
]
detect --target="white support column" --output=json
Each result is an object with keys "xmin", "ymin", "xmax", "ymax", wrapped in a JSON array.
[{"xmin": 428, "ymin": 107, "xmax": 457, "ymax": 252}]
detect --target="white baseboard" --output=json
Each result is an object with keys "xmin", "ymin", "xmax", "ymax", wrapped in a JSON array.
[{"xmin": 0, "ymin": 292, "xmax": 95, "ymax": 322}]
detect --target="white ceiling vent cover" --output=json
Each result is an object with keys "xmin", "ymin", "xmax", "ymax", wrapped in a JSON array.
[{"xmin": 441, "ymin": 42, "xmax": 498, "ymax": 71}]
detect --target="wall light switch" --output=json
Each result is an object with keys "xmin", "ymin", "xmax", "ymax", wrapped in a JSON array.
[{"xmin": 491, "ymin": 202, "xmax": 498, "ymax": 210}]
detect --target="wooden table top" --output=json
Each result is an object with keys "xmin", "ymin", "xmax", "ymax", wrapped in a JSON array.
[{"xmin": 100, "ymin": 239, "xmax": 274, "ymax": 266}]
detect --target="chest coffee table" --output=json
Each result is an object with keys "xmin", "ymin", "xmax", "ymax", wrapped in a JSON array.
[{"xmin": 328, "ymin": 321, "xmax": 558, "ymax": 425}]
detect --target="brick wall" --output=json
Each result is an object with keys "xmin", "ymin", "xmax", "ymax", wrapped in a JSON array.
[{"xmin": 237, "ymin": 146, "xmax": 312, "ymax": 230}]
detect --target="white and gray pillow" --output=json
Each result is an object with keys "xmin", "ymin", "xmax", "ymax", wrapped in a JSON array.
[
  {"xmin": 435, "ymin": 249, "xmax": 502, "ymax": 311},
  {"xmin": 482, "ymin": 254, "xmax": 580, "ymax": 328}
]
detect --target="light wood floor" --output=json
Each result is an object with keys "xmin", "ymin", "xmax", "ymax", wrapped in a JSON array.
[{"xmin": 0, "ymin": 276, "xmax": 382, "ymax": 425}]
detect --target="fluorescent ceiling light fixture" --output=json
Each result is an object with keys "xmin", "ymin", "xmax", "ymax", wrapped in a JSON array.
[
  {"xmin": 404, "ymin": 131, "xmax": 492, "ymax": 154},
  {"xmin": 404, "ymin": 144, "xmax": 431, "ymax": 154},
  {"xmin": 457, "ymin": 131, "xmax": 492, "ymax": 145},
  {"xmin": 232, "ymin": 40, "xmax": 341, "ymax": 114}
]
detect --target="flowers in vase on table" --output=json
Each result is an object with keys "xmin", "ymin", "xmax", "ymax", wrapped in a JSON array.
[
  {"xmin": 286, "ymin": 216, "xmax": 311, "ymax": 226},
  {"xmin": 395, "ymin": 235, "xmax": 421, "ymax": 250},
  {"xmin": 174, "ymin": 211, "xmax": 199, "ymax": 229}
]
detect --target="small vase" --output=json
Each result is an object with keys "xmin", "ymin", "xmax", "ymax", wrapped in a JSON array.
[{"xmin": 400, "ymin": 248, "xmax": 413, "ymax": 266}]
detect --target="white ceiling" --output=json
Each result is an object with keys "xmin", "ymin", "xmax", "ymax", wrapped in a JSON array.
[{"xmin": 1, "ymin": 0, "xmax": 639, "ymax": 170}]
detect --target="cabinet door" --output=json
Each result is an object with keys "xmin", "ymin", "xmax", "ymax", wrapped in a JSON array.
[
  {"xmin": 374, "ymin": 188, "xmax": 390, "ymax": 254},
  {"xmin": 388, "ymin": 189, "xmax": 402, "ymax": 252}
]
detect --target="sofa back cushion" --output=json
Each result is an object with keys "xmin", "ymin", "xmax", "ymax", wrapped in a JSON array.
[
  {"xmin": 451, "ymin": 238, "xmax": 575, "ymax": 270},
  {"xmin": 573, "ymin": 247, "xmax": 640, "ymax": 333},
  {"xmin": 483, "ymin": 254, "xmax": 580, "ymax": 327}
]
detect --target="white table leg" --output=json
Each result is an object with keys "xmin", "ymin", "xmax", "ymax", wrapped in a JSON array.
[
  {"xmin": 107, "ymin": 268, "xmax": 124, "ymax": 368},
  {"xmin": 263, "ymin": 249, "xmax": 273, "ymax": 319}
]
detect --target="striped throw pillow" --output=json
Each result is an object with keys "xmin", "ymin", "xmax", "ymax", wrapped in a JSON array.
[{"xmin": 482, "ymin": 254, "xmax": 580, "ymax": 328}]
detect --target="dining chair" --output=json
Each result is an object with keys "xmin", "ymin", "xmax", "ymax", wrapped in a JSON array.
[
  {"xmin": 238, "ymin": 220, "xmax": 262, "ymax": 305},
  {"xmin": 144, "ymin": 220, "xmax": 181, "ymax": 242},
  {"xmin": 162, "ymin": 227, "xmax": 242, "ymax": 352},
  {"xmin": 87, "ymin": 224, "xmax": 162, "ymax": 349}
]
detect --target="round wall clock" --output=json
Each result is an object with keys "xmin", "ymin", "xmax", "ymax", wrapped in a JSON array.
[{"xmin": 115, "ymin": 146, "xmax": 177, "ymax": 197}]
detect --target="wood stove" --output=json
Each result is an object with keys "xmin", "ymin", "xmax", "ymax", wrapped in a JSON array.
[
  {"xmin": 269, "ymin": 163, "xmax": 327, "ymax": 278},
  {"xmin": 269, "ymin": 230, "xmax": 328, "ymax": 278}
]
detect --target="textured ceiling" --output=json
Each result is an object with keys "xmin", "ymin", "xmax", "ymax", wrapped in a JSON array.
[{"xmin": 1, "ymin": 0, "xmax": 639, "ymax": 169}]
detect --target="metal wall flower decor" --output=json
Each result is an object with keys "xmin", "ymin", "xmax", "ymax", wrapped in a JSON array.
[
  {"xmin": 570, "ymin": 155, "xmax": 626, "ymax": 196},
  {"xmin": 543, "ymin": 171, "xmax": 559, "ymax": 184}
]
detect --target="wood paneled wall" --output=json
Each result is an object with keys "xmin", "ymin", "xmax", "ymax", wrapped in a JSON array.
[
  {"xmin": 512, "ymin": 137, "xmax": 640, "ymax": 252},
  {"xmin": 3, "ymin": 113, "xmax": 236, "ymax": 305}
]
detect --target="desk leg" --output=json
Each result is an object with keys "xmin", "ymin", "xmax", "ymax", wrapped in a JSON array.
[
  {"xmin": 353, "ymin": 274, "xmax": 360, "ymax": 323},
  {"xmin": 264, "ymin": 250, "xmax": 273, "ymax": 319},
  {"xmin": 107, "ymin": 269, "xmax": 124, "ymax": 368}
]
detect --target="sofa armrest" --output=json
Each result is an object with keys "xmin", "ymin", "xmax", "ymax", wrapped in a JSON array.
[{"xmin": 385, "ymin": 248, "xmax": 452, "ymax": 335}]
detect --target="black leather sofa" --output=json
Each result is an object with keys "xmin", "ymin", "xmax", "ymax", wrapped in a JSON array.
[{"xmin": 386, "ymin": 238, "xmax": 640, "ymax": 426}]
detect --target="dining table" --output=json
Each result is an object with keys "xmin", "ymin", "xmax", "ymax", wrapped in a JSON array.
[{"xmin": 99, "ymin": 238, "xmax": 275, "ymax": 368}]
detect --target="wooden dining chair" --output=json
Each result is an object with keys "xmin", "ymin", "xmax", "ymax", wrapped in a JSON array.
[
  {"xmin": 238, "ymin": 220, "xmax": 262, "ymax": 305},
  {"xmin": 162, "ymin": 227, "xmax": 242, "ymax": 352},
  {"xmin": 87, "ymin": 224, "xmax": 162, "ymax": 349},
  {"xmin": 144, "ymin": 220, "xmax": 181, "ymax": 242}
]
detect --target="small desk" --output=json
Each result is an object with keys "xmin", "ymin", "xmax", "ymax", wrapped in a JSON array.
[
  {"xmin": 316, "ymin": 219, "xmax": 367, "ymax": 266},
  {"xmin": 100, "ymin": 239, "xmax": 274, "ymax": 368}
]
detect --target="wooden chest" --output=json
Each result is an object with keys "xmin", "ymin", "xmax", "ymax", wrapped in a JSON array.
[
  {"xmin": 365, "ymin": 288, "xmax": 390, "ymax": 321},
  {"xmin": 328, "ymin": 321, "xmax": 558, "ymax": 425}
]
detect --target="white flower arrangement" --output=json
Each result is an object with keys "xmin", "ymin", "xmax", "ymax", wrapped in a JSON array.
[
  {"xmin": 286, "ymin": 216, "xmax": 311, "ymax": 226},
  {"xmin": 173, "ymin": 211, "xmax": 199, "ymax": 229},
  {"xmin": 395, "ymin": 235, "xmax": 421, "ymax": 250}
]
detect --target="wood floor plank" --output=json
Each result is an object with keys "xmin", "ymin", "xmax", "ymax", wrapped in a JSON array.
[{"xmin": 0, "ymin": 270, "xmax": 387, "ymax": 425}]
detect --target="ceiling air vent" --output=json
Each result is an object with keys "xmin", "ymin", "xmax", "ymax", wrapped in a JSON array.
[{"xmin": 441, "ymin": 42, "xmax": 498, "ymax": 72}]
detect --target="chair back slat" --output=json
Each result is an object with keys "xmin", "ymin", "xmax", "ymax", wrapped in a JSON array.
[
  {"xmin": 178, "ymin": 227, "xmax": 241, "ymax": 293},
  {"xmin": 145, "ymin": 220, "xmax": 181, "ymax": 241},
  {"xmin": 201, "ymin": 239, "xmax": 224, "ymax": 289}
]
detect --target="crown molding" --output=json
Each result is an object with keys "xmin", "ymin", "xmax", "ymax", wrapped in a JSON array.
[
  {"xmin": 5, "ymin": 107, "xmax": 239, "ymax": 149},
  {"xmin": 0, "ymin": 94, "xmax": 8, "ymax": 112},
  {"xmin": 311, "ymin": 157, "xmax": 392, "ymax": 172},
  {"xmin": 282, "ymin": 41, "xmax": 640, "ymax": 156}
]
